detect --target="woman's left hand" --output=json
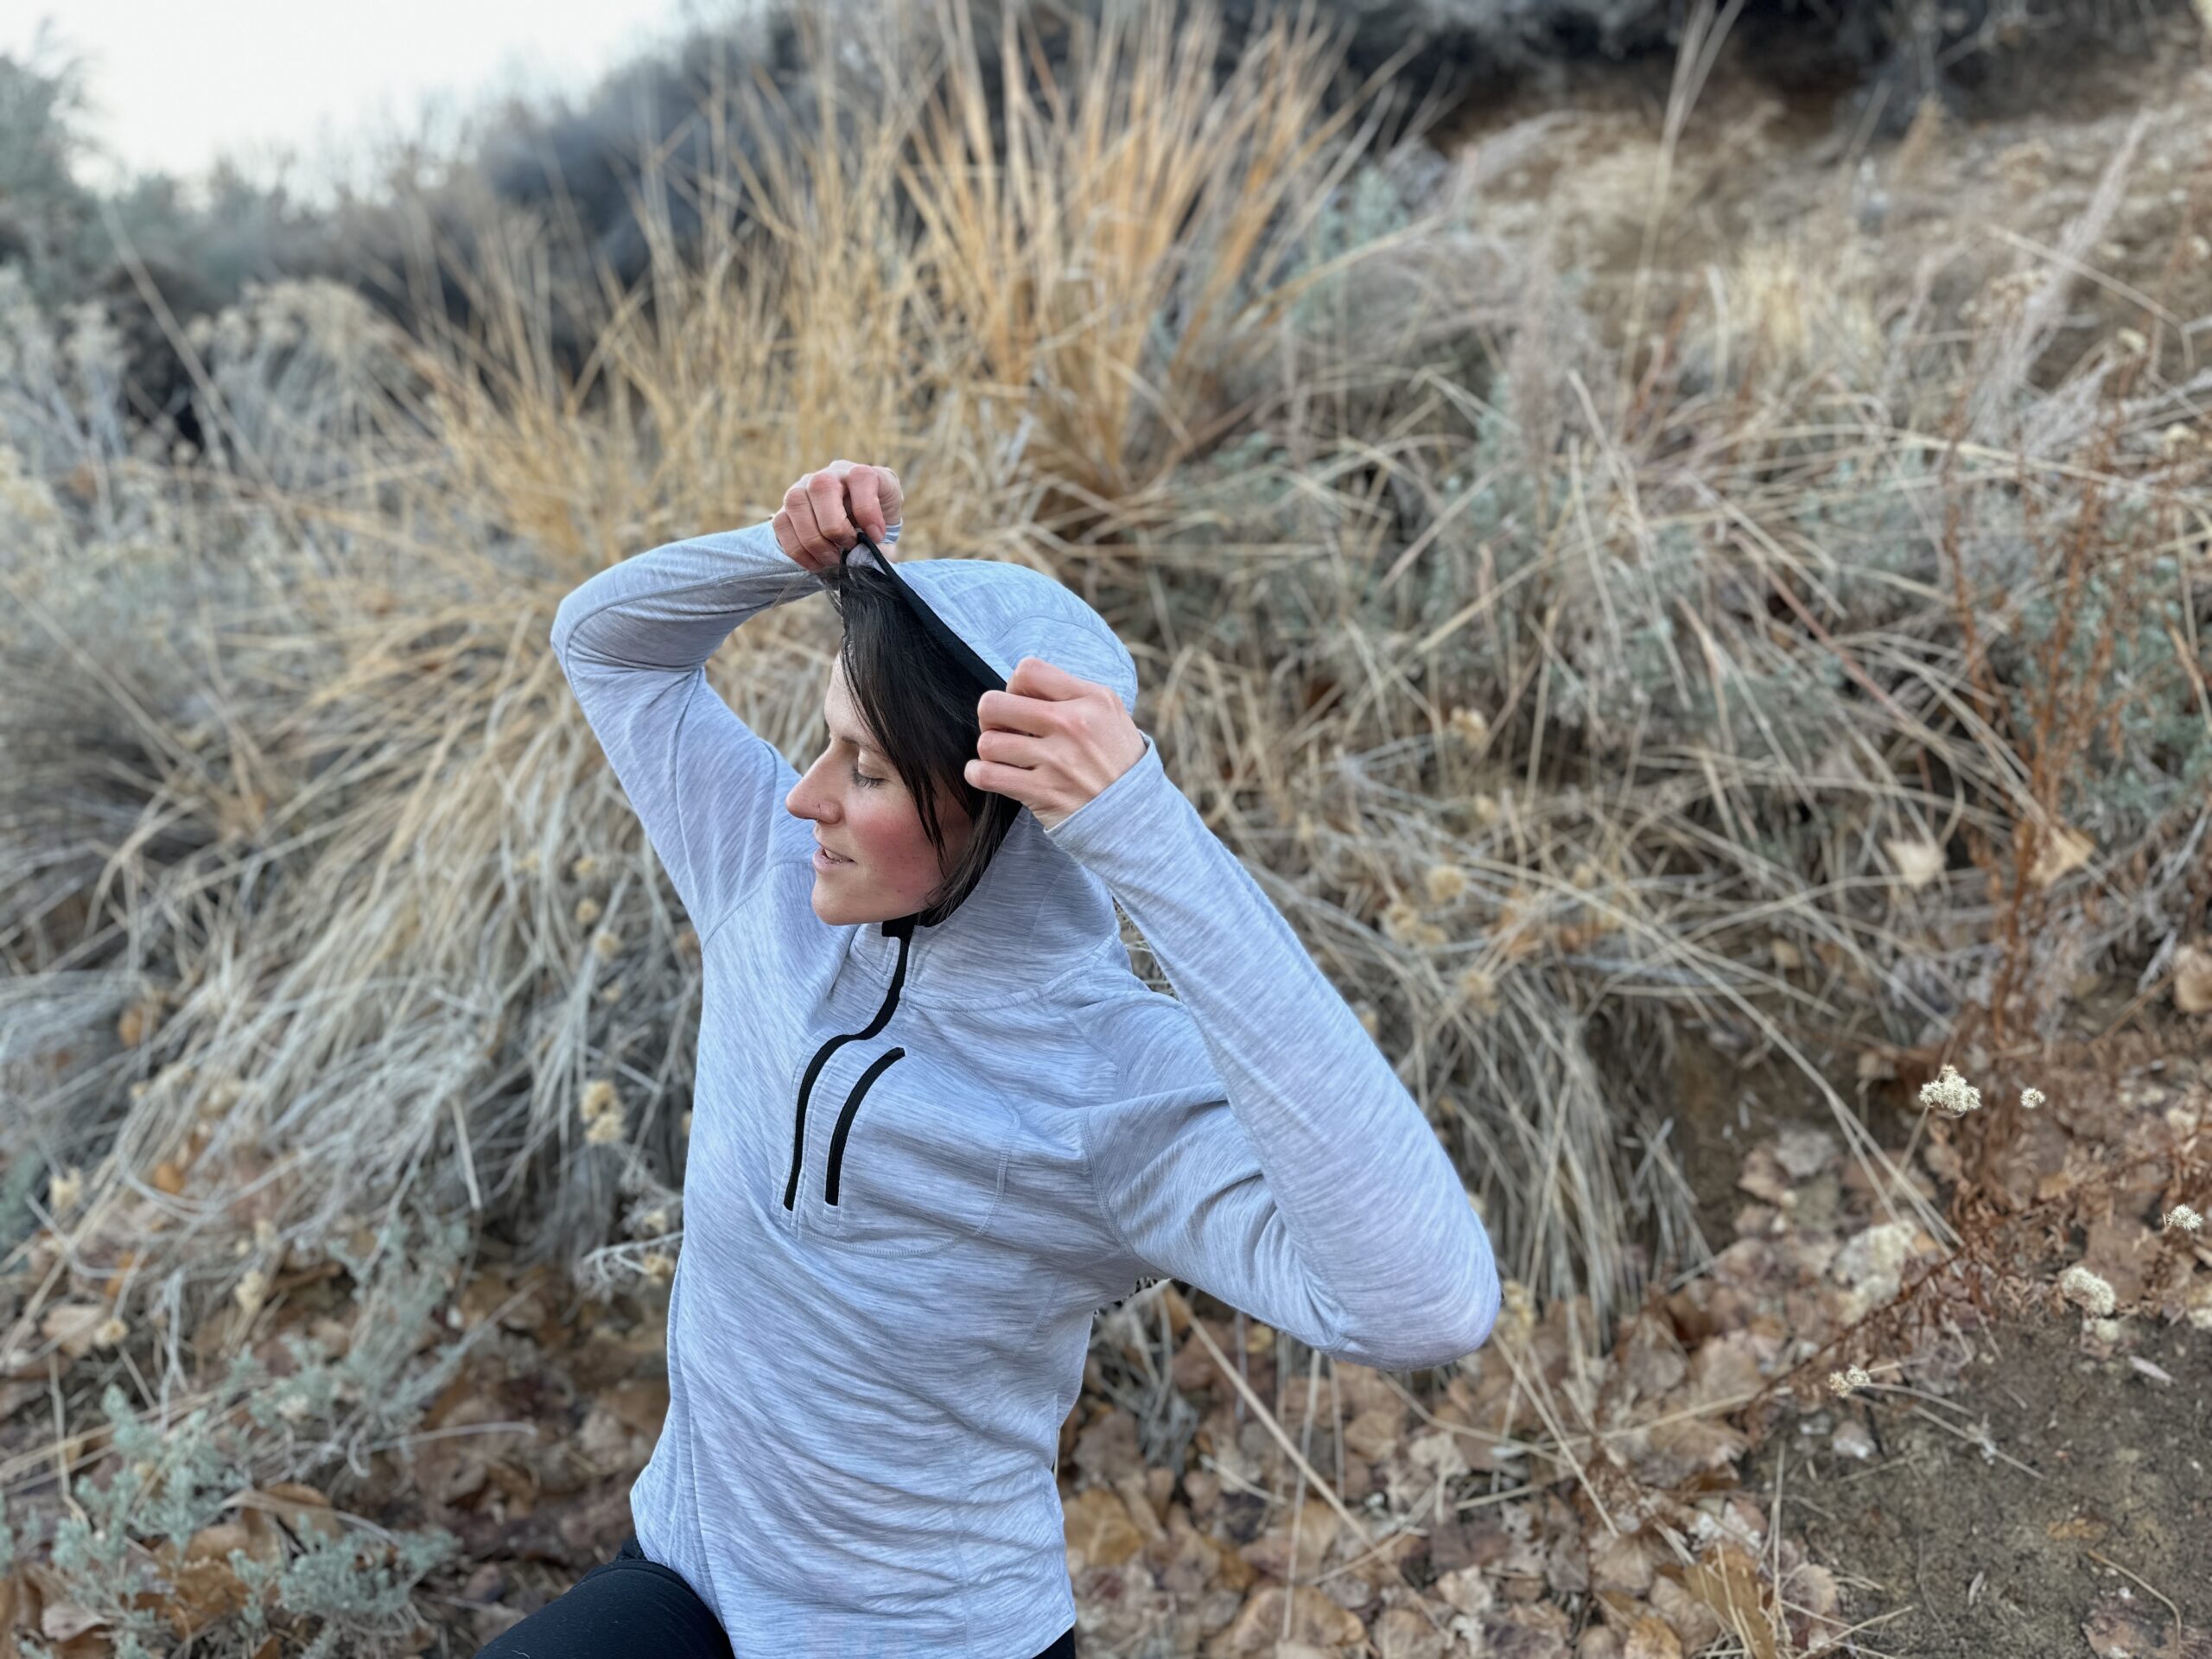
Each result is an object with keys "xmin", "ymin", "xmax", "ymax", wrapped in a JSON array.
[{"xmin": 968, "ymin": 658, "xmax": 1147, "ymax": 832}]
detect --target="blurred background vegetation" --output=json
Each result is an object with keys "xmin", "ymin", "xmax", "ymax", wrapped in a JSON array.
[{"xmin": 2, "ymin": 0, "xmax": 2209, "ymax": 1652}]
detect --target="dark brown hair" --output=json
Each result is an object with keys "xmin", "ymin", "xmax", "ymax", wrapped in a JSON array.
[{"xmin": 815, "ymin": 551, "xmax": 1020, "ymax": 927}]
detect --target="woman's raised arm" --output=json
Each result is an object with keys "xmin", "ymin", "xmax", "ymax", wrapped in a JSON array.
[
  {"xmin": 549, "ymin": 466, "xmax": 901, "ymax": 942},
  {"xmin": 1047, "ymin": 734, "xmax": 1503, "ymax": 1373}
]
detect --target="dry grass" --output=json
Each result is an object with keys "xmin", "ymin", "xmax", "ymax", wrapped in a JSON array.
[{"xmin": 2, "ymin": 0, "xmax": 2207, "ymax": 1465}]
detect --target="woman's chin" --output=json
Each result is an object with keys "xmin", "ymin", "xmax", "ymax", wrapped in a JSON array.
[{"xmin": 810, "ymin": 878, "xmax": 881, "ymax": 926}]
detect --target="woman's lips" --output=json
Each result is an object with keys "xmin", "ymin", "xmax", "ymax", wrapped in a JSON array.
[{"xmin": 813, "ymin": 845, "xmax": 853, "ymax": 870}]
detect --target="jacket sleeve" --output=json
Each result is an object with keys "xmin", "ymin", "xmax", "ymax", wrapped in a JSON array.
[
  {"xmin": 549, "ymin": 519, "xmax": 895, "ymax": 940},
  {"xmin": 1045, "ymin": 731, "xmax": 1502, "ymax": 1372}
]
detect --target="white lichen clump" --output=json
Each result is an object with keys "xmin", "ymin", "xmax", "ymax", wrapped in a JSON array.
[
  {"xmin": 1425, "ymin": 863, "xmax": 1470, "ymax": 906},
  {"xmin": 233, "ymin": 1267, "xmax": 271, "ymax": 1319},
  {"xmin": 1827, "ymin": 1364, "xmax": 1873, "ymax": 1396},
  {"xmin": 1918, "ymin": 1065, "xmax": 1982, "ymax": 1119},
  {"xmin": 2020, "ymin": 1086, "xmax": 2045, "ymax": 1110},
  {"xmin": 1447, "ymin": 707, "xmax": 1491, "ymax": 749},
  {"xmin": 2163, "ymin": 1204, "xmax": 2202, "ymax": 1235},
  {"xmin": 582, "ymin": 1077, "xmax": 626, "ymax": 1146},
  {"xmin": 2058, "ymin": 1263, "xmax": 2116, "ymax": 1317},
  {"xmin": 47, "ymin": 1165, "xmax": 85, "ymax": 1215}
]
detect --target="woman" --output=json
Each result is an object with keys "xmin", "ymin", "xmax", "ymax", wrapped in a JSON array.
[{"xmin": 495, "ymin": 461, "xmax": 1502, "ymax": 1658}]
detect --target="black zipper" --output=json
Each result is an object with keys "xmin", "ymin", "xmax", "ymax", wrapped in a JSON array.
[
  {"xmin": 823, "ymin": 1047, "xmax": 905, "ymax": 1204},
  {"xmin": 783, "ymin": 915, "xmax": 916, "ymax": 1211}
]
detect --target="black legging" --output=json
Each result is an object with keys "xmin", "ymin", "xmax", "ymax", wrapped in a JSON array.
[{"xmin": 473, "ymin": 1533, "xmax": 1078, "ymax": 1658}]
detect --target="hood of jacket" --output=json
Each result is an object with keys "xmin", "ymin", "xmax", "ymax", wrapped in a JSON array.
[{"xmin": 832, "ymin": 528, "xmax": 1140, "ymax": 1010}]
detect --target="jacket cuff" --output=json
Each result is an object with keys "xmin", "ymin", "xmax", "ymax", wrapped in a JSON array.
[{"xmin": 1039, "ymin": 730, "xmax": 1177, "ymax": 857}]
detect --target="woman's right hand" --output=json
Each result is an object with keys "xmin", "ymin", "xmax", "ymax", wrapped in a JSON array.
[{"xmin": 772, "ymin": 461, "xmax": 902, "ymax": 571}]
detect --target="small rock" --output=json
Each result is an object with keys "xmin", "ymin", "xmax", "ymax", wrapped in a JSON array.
[
  {"xmin": 1372, "ymin": 1604, "xmax": 1449, "ymax": 1659},
  {"xmin": 1830, "ymin": 1418, "xmax": 1877, "ymax": 1461},
  {"xmin": 1623, "ymin": 1614, "xmax": 1684, "ymax": 1659},
  {"xmin": 1432, "ymin": 1566, "xmax": 1495, "ymax": 1619}
]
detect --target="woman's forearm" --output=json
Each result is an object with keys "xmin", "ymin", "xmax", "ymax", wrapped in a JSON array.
[
  {"xmin": 547, "ymin": 520, "xmax": 897, "ymax": 937},
  {"xmin": 550, "ymin": 518, "xmax": 890, "ymax": 674},
  {"xmin": 1047, "ymin": 734, "xmax": 1501, "ymax": 1367}
]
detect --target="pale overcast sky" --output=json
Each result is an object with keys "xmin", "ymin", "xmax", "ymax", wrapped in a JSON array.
[{"xmin": 8, "ymin": 0, "xmax": 766, "ymax": 207}]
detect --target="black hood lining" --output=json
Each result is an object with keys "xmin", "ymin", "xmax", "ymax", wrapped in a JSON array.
[{"xmin": 844, "ymin": 527, "xmax": 1008, "ymax": 696}]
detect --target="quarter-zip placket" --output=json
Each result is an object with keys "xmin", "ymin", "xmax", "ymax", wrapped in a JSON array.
[{"xmin": 784, "ymin": 914, "xmax": 916, "ymax": 1211}]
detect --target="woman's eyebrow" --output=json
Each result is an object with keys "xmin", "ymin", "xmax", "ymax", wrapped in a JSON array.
[{"xmin": 821, "ymin": 714, "xmax": 879, "ymax": 755}]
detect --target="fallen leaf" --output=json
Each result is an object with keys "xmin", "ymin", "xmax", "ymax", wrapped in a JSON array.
[
  {"xmin": 1073, "ymin": 1408, "xmax": 1141, "ymax": 1482},
  {"xmin": 40, "ymin": 1304, "xmax": 106, "ymax": 1361},
  {"xmin": 41, "ymin": 1603, "xmax": 108, "ymax": 1643},
  {"xmin": 1633, "ymin": 1416, "xmax": 1749, "ymax": 1486},
  {"xmin": 1243, "ymin": 1505, "xmax": 1338, "ymax": 1582},
  {"xmin": 1374, "ymin": 1603, "xmax": 1448, "ymax": 1659},
  {"xmin": 1855, "ymin": 1048, "xmax": 1898, "ymax": 1082},
  {"xmin": 2081, "ymin": 1586, "xmax": 2212, "ymax": 1657},
  {"xmin": 2028, "ymin": 822, "xmax": 2094, "ymax": 888},
  {"xmin": 594, "ymin": 1378, "xmax": 668, "ymax": 1437},
  {"xmin": 1405, "ymin": 1428, "xmax": 1471, "ymax": 1482},
  {"xmin": 1342, "ymin": 1405, "xmax": 1403, "ymax": 1461},
  {"xmin": 1885, "ymin": 837, "xmax": 1945, "ymax": 889},
  {"xmin": 1431, "ymin": 1567, "xmax": 1495, "ymax": 1619},
  {"xmin": 1784, "ymin": 1562, "xmax": 1847, "ymax": 1649},
  {"xmin": 1679, "ymin": 1544, "xmax": 1777, "ymax": 1659},
  {"xmin": 149, "ymin": 1536, "xmax": 249, "ymax": 1640},
  {"xmin": 2047, "ymin": 1508, "xmax": 2107, "ymax": 1542},
  {"xmin": 1109, "ymin": 1470, "xmax": 1166, "ymax": 1544},
  {"xmin": 253, "ymin": 1482, "xmax": 346, "ymax": 1544},
  {"xmin": 1589, "ymin": 1531, "xmax": 1658, "ymax": 1597},
  {"xmin": 1483, "ymin": 1600, "xmax": 1575, "ymax": 1657},
  {"xmin": 1063, "ymin": 1486, "xmax": 1145, "ymax": 1573},
  {"xmin": 2176, "ymin": 943, "xmax": 2212, "ymax": 1015},
  {"xmin": 1207, "ymin": 1584, "xmax": 1363, "ymax": 1653}
]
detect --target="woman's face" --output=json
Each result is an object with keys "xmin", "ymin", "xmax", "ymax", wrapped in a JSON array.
[{"xmin": 785, "ymin": 657, "xmax": 973, "ymax": 926}]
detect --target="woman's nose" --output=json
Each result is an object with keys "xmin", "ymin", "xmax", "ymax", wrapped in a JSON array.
[{"xmin": 787, "ymin": 767, "xmax": 835, "ymax": 823}]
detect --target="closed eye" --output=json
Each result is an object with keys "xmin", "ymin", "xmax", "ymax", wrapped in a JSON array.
[{"xmin": 823, "ymin": 720, "xmax": 887, "ymax": 788}]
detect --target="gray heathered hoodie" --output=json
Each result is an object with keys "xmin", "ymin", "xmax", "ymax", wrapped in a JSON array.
[{"xmin": 548, "ymin": 517, "xmax": 1501, "ymax": 1657}]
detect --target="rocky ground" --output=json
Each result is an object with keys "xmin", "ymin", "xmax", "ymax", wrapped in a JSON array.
[{"xmin": 351, "ymin": 999, "xmax": 2206, "ymax": 1659}]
